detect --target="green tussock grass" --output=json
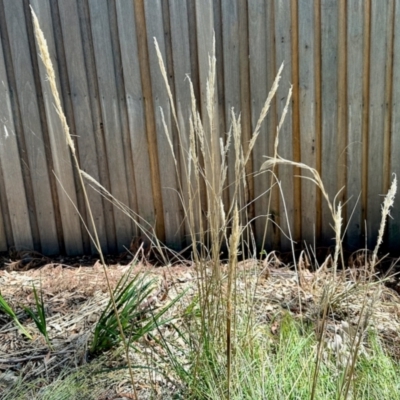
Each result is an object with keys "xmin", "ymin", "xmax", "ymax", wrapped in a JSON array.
[{"xmin": 175, "ymin": 313, "xmax": 400, "ymax": 400}]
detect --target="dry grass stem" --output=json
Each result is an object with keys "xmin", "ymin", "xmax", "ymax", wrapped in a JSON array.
[
  {"xmin": 31, "ymin": 8, "xmax": 138, "ymax": 398},
  {"xmin": 30, "ymin": 9, "xmax": 75, "ymax": 154},
  {"xmin": 245, "ymin": 62, "xmax": 283, "ymax": 165},
  {"xmin": 372, "ymin": 173, "xmax": 397, "ymax": 266}
]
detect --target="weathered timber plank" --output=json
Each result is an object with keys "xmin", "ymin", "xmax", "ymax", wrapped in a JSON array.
[
  {"xmin": 221, "ymin": 0, "xmax": 241, "ymax": 205},
  {"xmin": 346, "ymin": 0, "xmax": 364, "ymax": 250},
  {"xmin": 3, "ymin": 0, "xmax": 59, "ymax": 254},
  {"xmin": 115, "ymin": 0, "xmax": 156, "ymax": 236},
  {"xmin": 88, "ymin": 0, "xmax": 132, "ymax": 252},
  {"xmin": 274, "ymin": 0, "xmax": 295, "ymax": 251},
  {"xmin": 31, "ymin": 0, "xmax": 83, "ymax": 255},
  {"xmin": 108, "ymin": 1, "xmax": 139, "ymax": 239},
  {"xmin": 0, "ymin": 27, "xmax": 33, "ymax": 250},
  {"xmin": 298, "ymin": 0, "xmax": 318, "ymax": 244},
  {"xmin": 367, "ymin": 0, "xmax": 390, "ymax": 247},
  {"xmin": 168, "ymin": 0, "xmax": 202, "ymax": 241},
  {"xmin": 144, "ymin": 0, "xmax": 183, "ymax": 249},
  {"xmin": 248, "ymin": 0, "xmax": 277, "ymax": 249},
  {"xmin": 238, "ymin": 0, "xmax": 253, "ymax": 230},
  {"xmin": 320, "ymin": 0, "xmax": 339, "ymax": 243},
  {"xmin": 195, "ymin": 0, "xmax": 222, "ymax": 200},
  {"xmin": 57, "ymin": 0, "xmax": 108, "ymax": 253},
  {"xmin": 389, "ymin": 0, "xmax": 400, "ymax": 250}
]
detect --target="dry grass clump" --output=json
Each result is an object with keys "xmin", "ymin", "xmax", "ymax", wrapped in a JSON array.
[{"xmin": 19, "ymin": 8, "xmax": 400, "ymax": 400}]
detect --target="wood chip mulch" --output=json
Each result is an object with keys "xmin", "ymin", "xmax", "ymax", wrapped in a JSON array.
[{"xmin": 0, "ymin": 252, "xmax": 400, "ymax": 398}]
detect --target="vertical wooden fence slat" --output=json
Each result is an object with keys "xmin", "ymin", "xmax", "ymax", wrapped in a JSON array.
[
  {"xmin": 298, "ymin": 0, "xmax": 318, "ymax": 244},
  {"xmin": 168, "ymin": 0, "xmax": 201, "ymax": 241},
  {"xmin": 0, "ymin": 138, "xmax": 8, "ymax": 251},
  {"xmin": 31, "ymin": 0, "xmax": 83, "ymax": 255},
  {"xmin": 383, "ymin": 2, "xmax": 395, "ymax": 197},
  {"xmin": 290, "ymin": 0, "xmax": 302, "ymax": 243},
  {"xmin": 221, "ymin": 0, "xmax": 241, "ymax": 205},
  {"xmin": 133, "ymin": 0, "xmax": 165, "ymax": 242},
  {"xmin": 367, "ymin": 0, "xmax": 389, "ymax": 247},
  {"xmin": 0, "ymin": 155, "xmax": 8, "ymax": 251},
  {"xmin": 320, "ymin": 0, "xmax": 338, "ymax": 244},
  {"xmin": 3, "ymin": 0, "xmax": 59, "ymax": 254},
  {"xmin": 144, "ymin": 0, "xmax": 183, "ymax": 249},
  {"xmin": 78, "ymin": 0, "xmax": 117, "ymax": 253},
  {"xmin": 88, "ymin": 0, "xmax": 132, "ymax": 252},
  {"xmin": 186, "ymin": 0, "xmax": 200, "ymax": 105},
  {"xmin": 0, "ymin": 30, "xmax": 33, "ymax": 250},
  {"xmin": 274, "ymin": 0, "xmax": 295, "ymax": 251},
  {"xmin": 337, "ymin": 0, "xmax": 347, "ymax": 227},
  {"xmin": 389, "ymin": 0, "xmax": 400, "ymax": 250},
  {"xmin": 109, "ymin": 1, "xmax": 139, "ymax": 239},
  {"xmin": 212, "ymin": 0, "xmax": 227, "ymax": 192},
  {"xmin": 57, "ymin": 0, "xmax": 108, "ymax": 253},
  {"xmin": 346, "ymin": 0, "xmax": 365, "ymax": 250},
  {"xmin": 115, "ymin": 0, "xmax": 155, "ymax": 237},
  {"xmin": 195, "ymin": 0, "xmax": 222, "ymax": 208},
  {"xmin": 0, "ymin": 142, "xmax": 12, "ymax": 251},
  {"xmin": 248, "ymin": 0, "xmax": 274, "ymax": 249},
  {"xmin": 238, "ymin": 0, "xmax": 253, "ymax": 227},
  {"xmin": 265, "ymin": 1, "xmax": 280, "ymax": 248},
  {"xmin": 0, "ymin": 181, "xmax": 7, "ymax": 250}
]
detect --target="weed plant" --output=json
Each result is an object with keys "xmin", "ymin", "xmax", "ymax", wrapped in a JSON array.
[
  {"xmin": 22, "ymin": 284, "xmax": 52, "ymax": 349},
  {"xmin": 0, "ymin": 293, "xmax": 32, "ymax": 340}
]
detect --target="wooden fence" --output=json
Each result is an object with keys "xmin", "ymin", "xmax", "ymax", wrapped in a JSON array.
[{"xmin": 0, "ymin": 0, "xmax": 398, "ymax": 256}]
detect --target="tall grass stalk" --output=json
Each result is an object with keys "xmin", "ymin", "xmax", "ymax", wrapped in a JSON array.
[
  {"xmin": 261, "ymin": 158, "xmax": 398, "ymax": 400},
  {"xmin": 154, "ymin": 34, "xmax": 283, "ymax": 397},
  {"xmin": 372, "ymin": 174, "xmax": 397, "ymax": 267},
  {"xmin": 30, "ymin": 8, "xmax": 138, "ymax": 398}
]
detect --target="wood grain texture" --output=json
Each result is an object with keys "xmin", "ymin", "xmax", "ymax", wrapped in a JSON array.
[
  {"xmin": 3, "ymin": 0, "xmax": 59, "ymax": 254},
  {"xmin": 133, "ymin": 0, "xmax": 165, "ymax": 242},
  {"xmin": 57, "ymin": 0, "xmax": 108, "ymax": 253},
  {"xmin": 144, "ymin": 0, "xmax": 183, "ymax": 250},
  {"xmin": 0, "ymin": 28, "xmax": 33, "ymax": 250},
  {"xmin": 238, "ymin": 0, "xmax": 253, "ymax": 224},
  {"xmin": 76, "ymin": 0, "xmax": 117, "ymax": 253},
  {"xmin": 109, "ymin": 1, "xmax": 139, "ymax": 239},
  {"xmin": 298, "ymin": 0, "xmax": 318, "ymax": 244},
  {"xmin": 248, "ymin": 0, "xmax": 275, "ymax": 249},
  {"xmin": 0, "ymin": 154, "xmax": 10, "ymax": 251},
  {"xmin": 383, "ymin": 1, "xmax": 395, "ymax": 194},
  {"xmin": 320, "ymin": 0, "xmax": 338, "ymax": 243},
  {"xmin": 0, "ymin": 187, "xmax": 6, "ymax": 250},
  {"xmin": 221, "ymin": 0, "xmax": 241, "ymax": 205},
  {"xmin": 168, "ymin": 0, "xmax": 201, "ymax": 241},
  {"xmin": 291, "ymin": 0, "xmax": 302, "ymax": 243},
  {"xmin": 389, "ymin": 0, "xmax": 400, "ymax": 251},
  {"xmin": 88, "ymin": 0, "xmax": 132, "ymax": 252},
  {"xmin": 346, "ymin": 0, "xmax": 364, "ymax": 250},
  {"xmin": 274, "ymin": 0, "xmax": 295, "ymax": 251},
  {"xmin": 367, "ymin": 0, "xmax": 389, "ymax": 248},
  {"xmin": 31, "ymin": 0, "xmax": 83, "ymax": 255},
  {"xmin": 337, "ymin": 0, "xmax": 347, "ymax": 231},
  {"xmin": 115, "ymin": 0, "xmax": 155, "ymax": 236},
  {"xmin": 195, "ymin": 0, "xmax": 222, "ymax": 198}
]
